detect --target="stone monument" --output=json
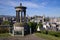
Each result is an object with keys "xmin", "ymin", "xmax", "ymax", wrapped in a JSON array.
[{"xmin": 11, "ymin": 3, "xmax": 27, "ymax": 36}]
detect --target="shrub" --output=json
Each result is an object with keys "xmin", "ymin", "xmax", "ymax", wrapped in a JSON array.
[
  {"xmin": 48, "ymin": 31, "xmax": 60, "ymax": 37},
  {"xmin": 39, "ymin": 30, "xmax": 60, "ymax": 37},
  {"xmin": 35, "ymin": 33, "xmax": 60, "ymax": 40},
  {"xmin": 0, "ymin": 27, "xmax": 9, "ymax": 33},
  {"xmin": 40, "ymin": 30, "xmax": 46, "ymax": 34}
]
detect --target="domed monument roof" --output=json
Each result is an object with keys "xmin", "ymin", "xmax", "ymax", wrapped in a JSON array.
[{"xmin": 15, "ymin": 3, "xmax": 27, "ymax": 9}]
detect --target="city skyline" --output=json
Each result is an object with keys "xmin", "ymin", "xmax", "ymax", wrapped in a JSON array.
[{"xmin": 0, "ymin": 0, "xmax": 60, "ymax": 17}]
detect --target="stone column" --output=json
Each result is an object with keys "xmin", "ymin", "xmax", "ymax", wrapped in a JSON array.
[
  {"xmin": 20, "ymin": 11, "xmax": 22, "ymax": 23},
  {"xmin": 21, "ymin": 11, "xmax": 22, "ymax": 22},
  {"xmin": 22, "ymin": 27, "xmax": 24, "ymax": 36},
  {"xmin": 16, "ymin": 11, "xmax": 20, "ymax": 22},
  {"xmin": 24, "ymin": 10, "xmax": 26, "ymax": 23}
]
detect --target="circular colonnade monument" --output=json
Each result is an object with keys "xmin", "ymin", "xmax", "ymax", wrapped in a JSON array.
[{"xmin": 11, "ymin": 3, "xmax": 27, "ymax": 36}]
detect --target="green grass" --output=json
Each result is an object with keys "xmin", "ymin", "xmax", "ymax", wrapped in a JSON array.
[
  {"xmin": 48, "ymin": 31, "xmax": 60, "ymax": 37},
  {"xmin": 0, "ymin": 33, "xmax": 11, "ymax": 38},
  {"xmin": 35, "ymin": 33, "xmax": 60, "ymax": 40}
]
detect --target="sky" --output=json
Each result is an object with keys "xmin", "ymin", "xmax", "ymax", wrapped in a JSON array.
[{"xmin": 0, "ymin": 0, "xmax": 60, "ymax": 17}]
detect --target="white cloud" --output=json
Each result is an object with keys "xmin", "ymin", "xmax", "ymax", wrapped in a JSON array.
[
  {"xmin": 0, "ymin": 0, "xmax": 48, "ymax": 8},
  {"xmin": 39, "ymin": 2, "xmax": 48, "ymax": 8},
  {"xmin": 0, "ymin": 0, "xmax": 19, "ymax": 7},
  {"xmin": 0, "ymin": 0, "xmax": 39, "ymax": 8},
  {"xmin": 21, "ymin": 2, "xmax": 39, "ymax": 8}
]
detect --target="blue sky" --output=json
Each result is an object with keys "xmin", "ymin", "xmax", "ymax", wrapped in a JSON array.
[{"xmin": 0, "ymin": 0, "xmax": 60, "ymax": 17}]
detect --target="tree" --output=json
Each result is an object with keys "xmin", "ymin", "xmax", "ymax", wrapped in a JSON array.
[
  {"xmin": 1, "ymin": 21, "xmax": 10, "ymax": 25},
  {"xmin": 0, "ymin": 21, "xmax": 11, "ymax": 33},
  {"xmin": 28, "ymin": 22, "xmax": 37, "ymax": 34},
  {"xmin": 28, "ymin": 22, "xmax": 32, "ymax": 27},
  {"xmin": 36, "ymin": 22, "xmax": 43, "ymax": 28},
  {"xmin": 36, "ymin": 22, "xmax": 43, "ymax": 32},
  {"xmin": 28, "ymin": 22, "xmax": 32, "ymax": 34},
  {"xmin": 39, "ymin": 22, "xmax": 43, "ymax": 28}
]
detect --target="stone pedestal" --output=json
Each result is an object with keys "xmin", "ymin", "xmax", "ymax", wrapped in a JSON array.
[{"xmin": 11, "ymin": 23, "xmax": 24, "ymax": 36}]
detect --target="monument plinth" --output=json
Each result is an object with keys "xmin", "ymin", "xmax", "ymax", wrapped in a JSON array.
[{"xmin": 11, "ymin": 3, "xmax": 27, "ymax": 36}]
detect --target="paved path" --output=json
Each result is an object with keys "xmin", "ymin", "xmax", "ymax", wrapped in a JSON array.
[{"xmin": 0, "ymin": 34, "xmax": 45, "ymax": 40}]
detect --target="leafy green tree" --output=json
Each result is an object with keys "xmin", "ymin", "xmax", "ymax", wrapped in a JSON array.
[
  {"xmin": 0, "ymin": 21, "xmax": 10, "ymax": 33},
  {"xmin": 28, "ymin": 22, "xmax": 37, "ymax": 34},
  {"xmin": 36, "ymin": 22, "xmax": 43, "ymax": 32},
  {"xmin": 36, "ymin": 22, "xmax": 43, "ymax": 29},
  {"xmin": 28, "ymin": 22, "xmax": 32, "ymax": 27},
  {"xmin": 27, "ymin": 22, "xmax": 32, "ymax": 34},
  {"xmin": 39, "ymin": 22, "xmax": 43, "ymax": 28},
  {"xmin": 1, "ymin": 21, "xmax": 10, "ymax": 25},
  {"xmin": 28, "ymin": 22, "xmax": 37, "ymax": 28}
]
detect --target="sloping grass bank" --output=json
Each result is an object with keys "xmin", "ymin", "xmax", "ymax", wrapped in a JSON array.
[
  {"xmin": 40, "ymin": 30, "xmax": 60, "ymax": 37},
  {"xmin": 0, "ymin": 33, "xmax": 11, "ymax": 38},
  {"xmin": 35, "ymin": 33, "xmax": 60, "ymax": 40}
]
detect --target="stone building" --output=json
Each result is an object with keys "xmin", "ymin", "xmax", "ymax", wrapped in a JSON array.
[{"xmin": 30, "ymin": 15, "xmax": 44, "ymax": 24}]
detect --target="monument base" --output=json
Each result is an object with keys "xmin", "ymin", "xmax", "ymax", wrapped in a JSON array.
[
  {"xmin": 9, "ymin": 22, "xmax": 30, "ymax": 36},
  {"xmin": 11, "ymin": 22, "xmax": 24, "ymax": 36}
]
